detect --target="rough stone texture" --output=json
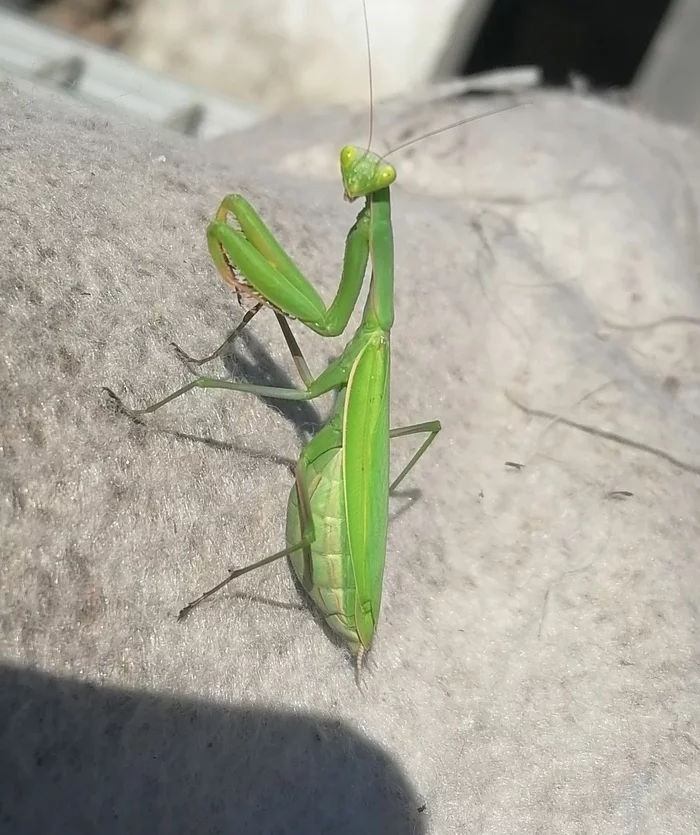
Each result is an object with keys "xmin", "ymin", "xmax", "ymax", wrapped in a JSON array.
[{"xmin": 1, "ymin": 79, "xmax": 700, "ymax": 833}]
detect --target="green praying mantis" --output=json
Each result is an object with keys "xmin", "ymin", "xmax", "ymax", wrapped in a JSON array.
[
  {"xmin": 106, "ymin": 0, "xmax": 523, "ymax": 673},
  {"xmin": 107, "ymin": 144, "xmax": 441, "ymax": 670}
]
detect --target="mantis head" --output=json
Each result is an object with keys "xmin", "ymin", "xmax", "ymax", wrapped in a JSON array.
[{"xmin": 340, "ymin": 145, "xmax": 396, "ymax": 202}]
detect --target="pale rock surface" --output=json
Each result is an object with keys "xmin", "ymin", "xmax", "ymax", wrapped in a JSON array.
[{"xmin": 1, "ymin": 79, "xmax": 700, "ymax": 833}]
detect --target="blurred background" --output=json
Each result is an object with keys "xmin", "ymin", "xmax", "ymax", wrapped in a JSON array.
[{"xmin": 0, "ymin": 0, "xmax": 697, "ymax": 138}]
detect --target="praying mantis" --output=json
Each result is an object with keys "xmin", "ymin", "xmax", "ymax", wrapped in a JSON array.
[
  {"xmin": 106, "ymin": 1, "xmax": 523, "ymax": 673},
  {"xmin": 107, "ymin": 143, "xmax": 442, "ymax": 670}
]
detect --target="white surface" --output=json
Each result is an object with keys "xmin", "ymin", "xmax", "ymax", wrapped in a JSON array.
[{"xmin": 125, "ymin": 0, "xmax": 494, "ymax": 107}]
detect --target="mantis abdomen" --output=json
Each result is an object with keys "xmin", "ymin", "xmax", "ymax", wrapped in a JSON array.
[{"xmin": 286, "ymin": 400, "xmax": 362, "ymax": 655}]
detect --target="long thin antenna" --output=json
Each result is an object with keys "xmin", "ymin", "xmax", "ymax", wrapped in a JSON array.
[
  {"xmin": 361, "ymin": 0, "xmax": 374, "ymax": 152},
  {"xmin": 381, "ymin": 100, "xmax": 530, "ymax": 160}
]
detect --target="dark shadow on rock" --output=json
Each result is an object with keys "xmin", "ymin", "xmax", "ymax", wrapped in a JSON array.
[
  {"xmin": 103, "ymin": 389, "xmax": 299, "ymax": 473},
  {"xmin": 0, "ymin": 664, "xmax": 425, "ymax": 835},
  {"xmin": 220, "ymin": 325, "xmax": 326, "ymax": 445},
  {"xmin": 160, "ymin": 427, "xmax": 298, "ymax": 472},
  {"xmin": 389, "ymin": 487, "xmax": 422, "ymax": 524}
]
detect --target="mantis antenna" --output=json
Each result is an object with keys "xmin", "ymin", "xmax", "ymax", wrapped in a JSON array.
[
  {"xmin": 380, "ymin": 100, "xmax": 531, "ymax": 161},
  {"xmin": 361, "ymin": 0, "xmax": 375, "ymax": 154},
  {"xmin": 361, "ymin": 0, "xmax": 528, "ymax": 163}
]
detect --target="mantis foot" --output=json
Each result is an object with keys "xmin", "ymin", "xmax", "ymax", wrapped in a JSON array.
[
  {"xmin": 171, "ymin": 341, "xmax": 208, "ymax": 370},
  {"xmin": 101, "ymin": 387, "xmax": 148, "ymax": 424}
]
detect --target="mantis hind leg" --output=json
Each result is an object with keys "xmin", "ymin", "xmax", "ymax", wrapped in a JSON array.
[
  {"xmin": 177, "ymin": 459, "xmax": 316, "ymax": 620},
  {"xmin": 389, "ymin": 420, "xmax": 442, "ymax": 492}
]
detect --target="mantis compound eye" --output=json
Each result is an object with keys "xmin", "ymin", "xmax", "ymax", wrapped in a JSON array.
[{"xmin": 340, "ymin": 146, "xmax": 357, "ymax": 165}]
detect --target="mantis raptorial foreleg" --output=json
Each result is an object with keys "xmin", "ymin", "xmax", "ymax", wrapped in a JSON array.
[{"xmin": 205, "ymin": 193, "xmax": 373, "ymax": 338}]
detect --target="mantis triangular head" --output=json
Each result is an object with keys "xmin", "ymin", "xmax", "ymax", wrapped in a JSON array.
[{"xmin": 340, "ymin": 146, "xmax": 396, "ymax": 202}]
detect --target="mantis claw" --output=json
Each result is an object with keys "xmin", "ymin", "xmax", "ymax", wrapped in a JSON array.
[
  {"xmin": 101, "ymin": 387, "xmax": 150, "ymax": 425},
  {"xmin": 170, "ymin": 341, "xmax": 205, "ymax": 373},
  {"xmin": 102, "ymin": 386, "xmax": 132, "ymax": 416},
  {"xmin": 170, "ymin": 341, "xmax": 194, "ymax": 362}
]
